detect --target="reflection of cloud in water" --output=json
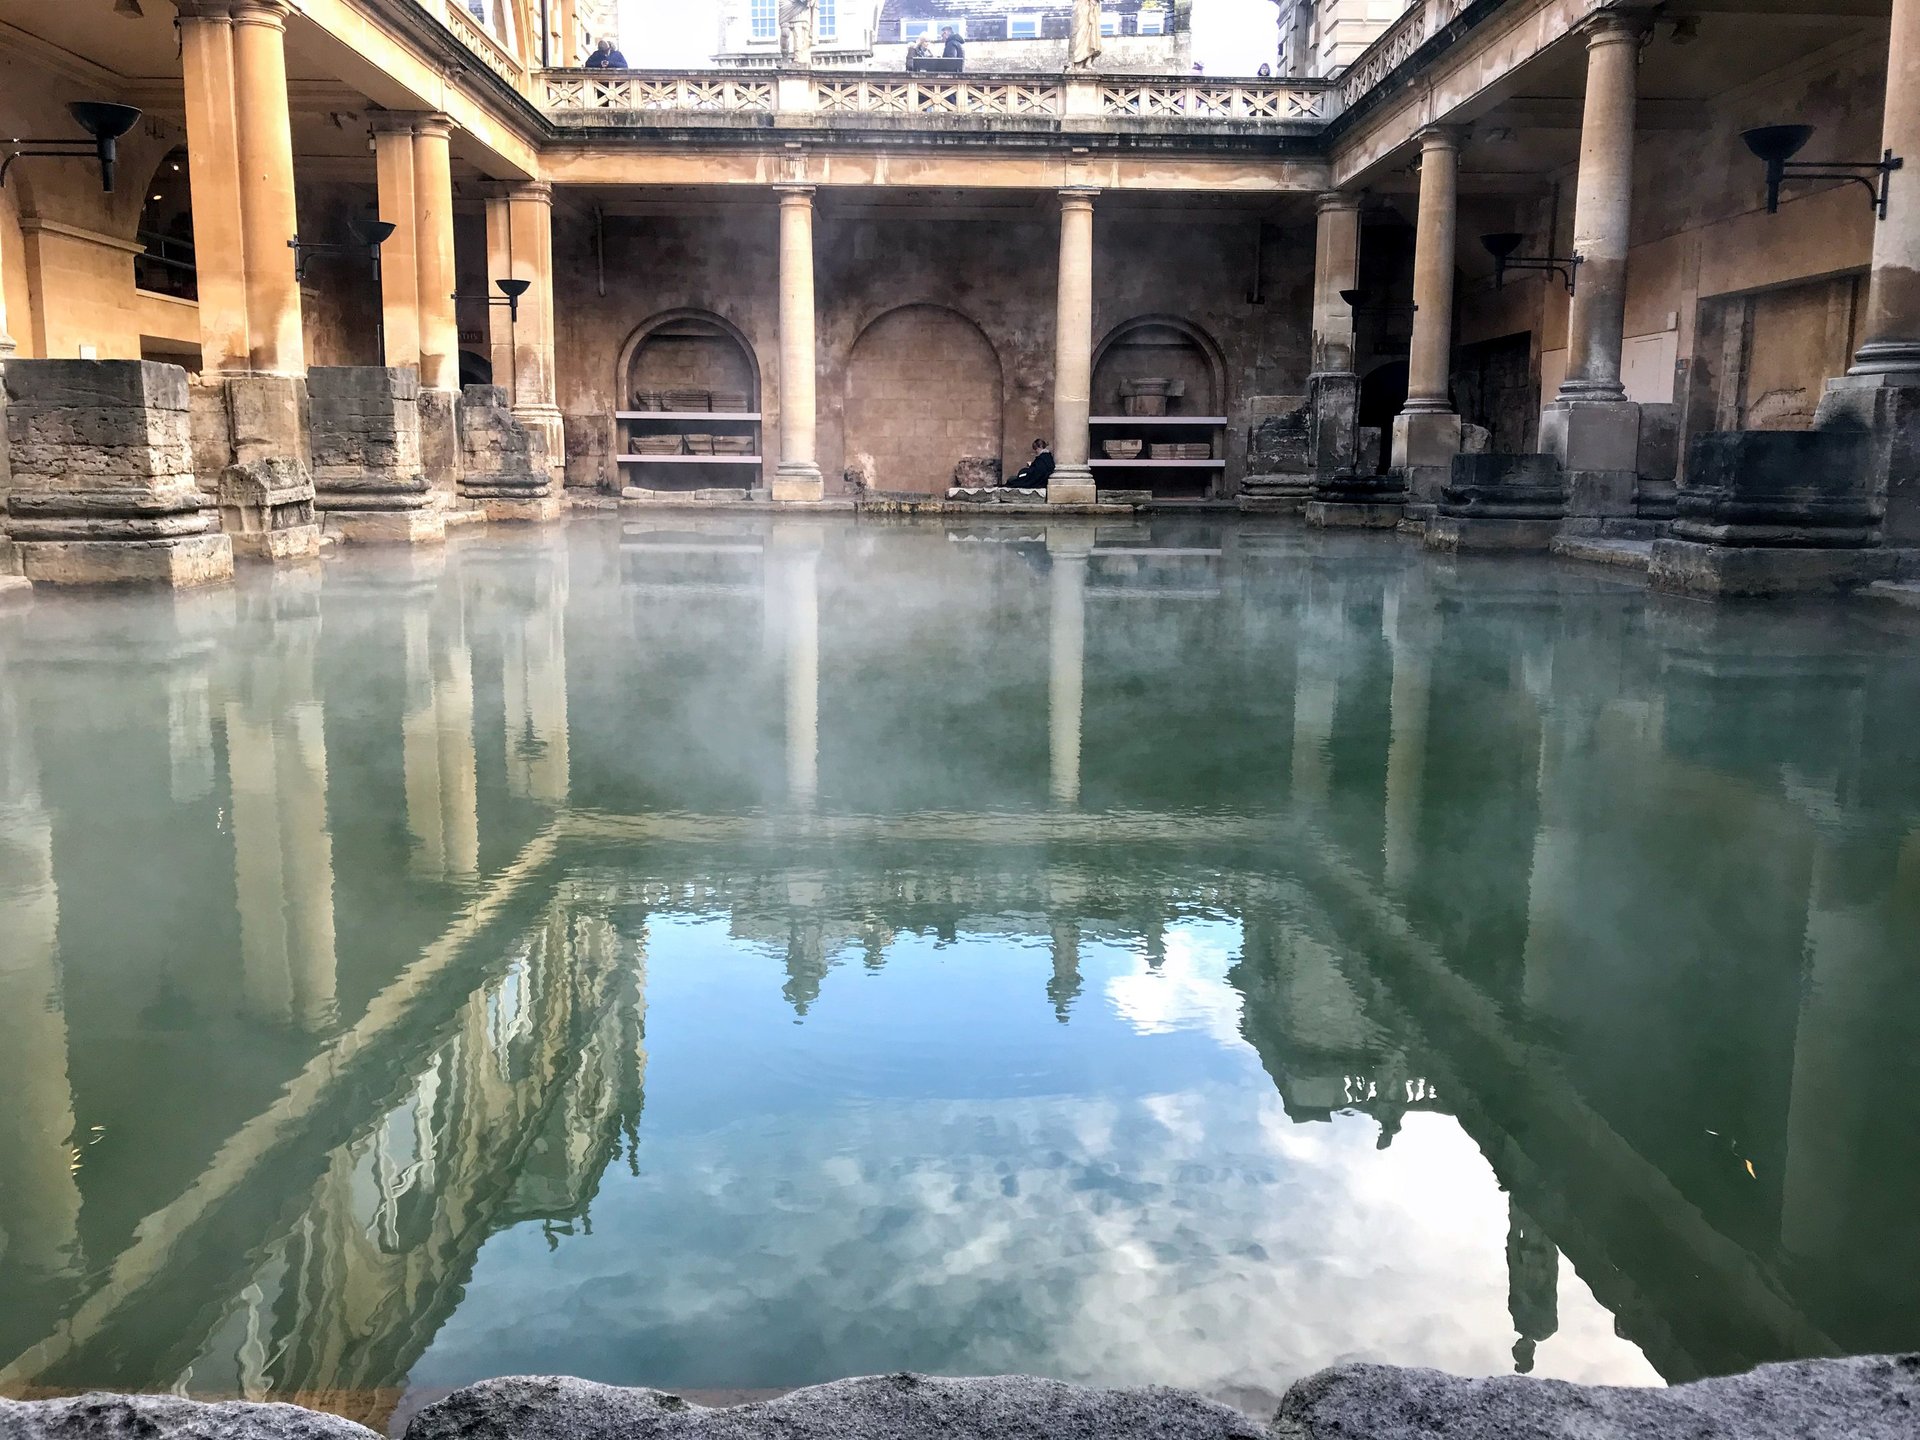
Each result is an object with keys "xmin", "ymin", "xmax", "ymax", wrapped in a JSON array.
[
  {"xmin": 1105, "ymin": 922, "xmax": 1247, "ymax": 1048},
  {"xmin": 416, "ymin": 1092, "xmax": 1659, "ymax": 1410}
]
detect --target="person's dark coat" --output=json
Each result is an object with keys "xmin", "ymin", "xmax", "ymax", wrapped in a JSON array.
[
  {"xmin": 1012, "ymin": 450, "xmax": 1054, "ymax": 487},
  {"xmin": 943, "ymin": 31, "xmax": 965, "ymax": 57},
  {"xmin": 584, "ymin": 45, "xmax": 628, "ymax": 67}
]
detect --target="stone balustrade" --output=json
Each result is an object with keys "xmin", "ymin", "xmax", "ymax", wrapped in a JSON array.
[{"xmin": 540, "ymin": 68, "xmax": 1337, "ymax": 127}]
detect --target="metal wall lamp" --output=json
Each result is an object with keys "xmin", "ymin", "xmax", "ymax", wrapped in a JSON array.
[
  {"xmin": 289, "ymin": 219, "xmax": 396, "ymax": 283},
  {"xmin": 1743, "ymin": 124, "xmax": 1902, "ymax": 221},
  {"xmin": 1481, "ymin": 233, "xmax": 1581, "ymax": 294},
  {"xmin": 1, "ymin": 101, "xmax": 143, "ymax": 191},
  {"xmin": 1340, "ymin": 288, "xmax": 1417, "ymax": 316},
  {"xmin": 453, "ymin": 276, "xmax": 532, "ymax": 322}
]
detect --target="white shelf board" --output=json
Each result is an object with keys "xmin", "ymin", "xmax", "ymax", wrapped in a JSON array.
[
  {"xmin": 1090, "ymin": 458, "xmax": 1226, "ymax": 468},
  {"xmin": 617, "ymin": 411, "xmax": 761, "ymax": 422},
  {"xmin": 1088, "ymin": 415, "xmax": 1228, "ymax": 426},
  {"xmin": 617, "ymin": 454, "xmax": 764, "ymax": 464}
]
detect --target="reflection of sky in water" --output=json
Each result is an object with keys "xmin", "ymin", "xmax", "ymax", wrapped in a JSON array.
[{"xmin": 414, "ymin": 915, "xmax": 1660, "ymax": 1408}]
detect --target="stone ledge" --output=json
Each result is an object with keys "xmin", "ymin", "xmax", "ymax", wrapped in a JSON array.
[
  {"xmin": 1550, "ymin": 534, "xmax": 1654, "ymax": 571},
  {"xmin": 8, "ymin": 1359, "xmax": 1918, "ymax": 1440}
]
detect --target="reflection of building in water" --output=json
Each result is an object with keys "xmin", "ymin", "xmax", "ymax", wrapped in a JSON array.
[
  {"xmin": 175, "ymin": 901, "xmax": 645, "ymax": 1412},
  {"xmin": 404, "ymin": 605, "xmax": 481, "ymax": 882},
  {"xmin": 1505, "ymin": 1202, "xmax": 1558, "ymax": 1375},
  {"xmin": 498, "ymin": 541, "xmax": 573, "ymax": 807}
]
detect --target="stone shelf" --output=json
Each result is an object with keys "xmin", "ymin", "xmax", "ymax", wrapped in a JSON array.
[
  {"xmin": 616, "ymin": 411, "xmax": 761, "ymax": 422},
  {"xmin": 617, "ymin": 454, "xmax": 764, "ymax": 464},
  {"xmin": 1088, "ymin": 415, "xmax": 1228, "ymax": 425},
  {"xmin": 1090, "ymin": 458, "xmax": 1226, "ymax": 468}
]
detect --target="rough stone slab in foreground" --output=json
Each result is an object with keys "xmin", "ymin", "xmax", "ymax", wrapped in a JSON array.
[
  {"xmin": 0, "ymin": 1393, "xmax": 380, "ymax": 1440},
  {"xmin": 405, "ymin": 1374, "xmax": 1267, "ymax": 1440},
  {"xmin": 1271, "ymin": 1354, "xmax": 1920, "ymax": 1439}
]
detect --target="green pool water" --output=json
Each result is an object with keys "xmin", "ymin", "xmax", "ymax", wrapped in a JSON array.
[{"xmin": 2, "ymin": 515, "xmax": 1916, "ymax": 1424}]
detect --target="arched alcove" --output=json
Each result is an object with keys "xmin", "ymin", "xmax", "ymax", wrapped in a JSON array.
[
  {"xmin": 133, "ymin": 147, "xmax": 194, "ymax": 300},
  {"xmin": 1091, "ymin": 315, "xmax": 1226, "ymax": 418},
  {"xmin": 618, "ymin": 309, "xmax": 760, "ymax": 412},
  {"xmin": 615, "ymin": 310, "xmax": 764, "ymax": 491},
  {"xmin": 843, "ymin": 304, "xmax": 1003, "ymax": 495}
]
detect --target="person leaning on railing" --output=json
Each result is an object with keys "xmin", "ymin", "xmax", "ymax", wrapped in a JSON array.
[{"xmin": 584, "ymin": 36, "xmax": 629, "ymax": 68}]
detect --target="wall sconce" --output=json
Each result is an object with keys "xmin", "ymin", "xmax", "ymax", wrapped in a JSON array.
[
  {"xmin": 289, "ymin": 218, "xmax": 396, "ymax": 283},
  {"xmin": 454, "ymin": 276, "xmax": 532, "ymax": 322},
  {"xmin": 1, "ymin": 101, "xmax": 143, "ymax": 191},
  {"xmin": 1340, "ymin": 288, "xmax": 1416, "ymax": 316},
  {"xmin": 1742, "ymin": 124, "xmax": 1902, "ymax": 221},
  {"xmin": 1481, "ymin": 232, "xmax": 1581, "ymax": 294}
]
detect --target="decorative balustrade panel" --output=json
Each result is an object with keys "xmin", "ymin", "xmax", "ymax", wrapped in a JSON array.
[
  {"xmin": 1098, "ymin": 81, "xmax": 1329, "ymax": 120},
  {"xmin": 447, "ymin": 3, "xmax": 529, "ymax": 89},
  {"xmin": 543, "ymin": 72, "xmax": 777, "ymax": 113},
  {"xmin": 1336, "ymin": 0, "xmax": 1431, "ymax": 110},
  {"xmin": 814, "ymin": 77, "xmax": 1064, "ymax": 116}
]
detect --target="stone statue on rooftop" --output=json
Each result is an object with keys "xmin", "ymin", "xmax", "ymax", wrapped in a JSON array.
[
  {"xmin": 779, "ymin": 0, "xmax": 813, "ymax": 65},
  {"xmin": 1069, "ymin": 0, "xmax": 1102, "ymax": 68}
]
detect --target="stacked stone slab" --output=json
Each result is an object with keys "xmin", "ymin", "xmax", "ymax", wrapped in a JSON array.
[
  {"xmin": 1425, "ymin": 453, "xmax": 1568, "ymax": 552},
  {"xmin": 1239, "ymin": 398, "xmax": 1313, "ymax": 512},
  {"xmin": 3, "ymin": 360, "xmax": 233, "ymax": 586},
  {"xmin": 1303, "ymin": 462, "xmax": 1407, "ymax": 529},
  {"xmin": 308, "ymin": 366, "xmax": 445, "ymax": 544},
  {"xmin": 457, "ymin": 384, "xmax": 559, "ymax": 521},
  {"xmin": 203, "ymin": 374, "xmax": 322, "ymax": 561},
  {"xmin": 1649, "ymin": 430, "xmax": 1896, "ymax": 596}
]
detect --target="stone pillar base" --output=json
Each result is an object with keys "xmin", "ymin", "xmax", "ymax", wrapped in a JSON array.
[
  {"xmin": 772, "ymin": 463, "xmax": 825, "ymax": 503},
  {"xmin": 1392, "ymin": 409, "xmax": 1460, "ymax": 470},
  {"xmin": 1238, "ymin": 475, "xmax": 1313, "ymax": 513},
  {"xmin": 478, "ymin": 492, "xmax": 564, "ymax": 523},
  {"xmin": 19, "ymin": 533, "xmax": 234, "ymax": 587},
  {"xmin": 232, "ymin": 524, "xmax": 322, "ymax": 562},
  {"xmin": 322, "ymin": 508, "xmax": 448, "ymax": 545},
  {"xmin": 418, "ymin": 386, "xmax": 460, "ymax": 497},
  {"xmin": 458, "ymin": 386, "xmax": 555, "ymax": 524},
  {"xmin": 1047, "ymin": 466, "xmax": 1098, "ymax": 506},
  {"xmin": 1815, "ymin": 373, "xmax": 1920, "ymax": 545},
  {"xmin": 1303, "ymin": 499, "xmax": 1404, "ymax": 528},
  {"xmin": 1425, "ymin": 516, "xmax": 1562, "ymax": 552},
  {"xmin": 5, "ymin": 360, "xmax": 236, "ymax": 588},
  {"xmin": 1649, "ymin": 539, "xmax": 1897, "ymax": 596},
  {"xmin": 1540, "ymin": 398, "xmax": 1642, "ymax": 524},
  {"xmin": 513, "ymin": 402, "xmax": 567, "ymax": 483}
]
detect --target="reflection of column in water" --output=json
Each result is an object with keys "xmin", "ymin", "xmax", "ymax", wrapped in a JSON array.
[
  {"xmin": 1048, "ymin": 919, "xmax": 1082, "ymax": 1024},
  {"xmin": 782, "ymin": 546, "xmax": 820, "ymax": 807},
  {"xmin": 0, "ymin": 774, "xmax": 83, "ymax": 1280},
  {"xmin": 502, "ymin": 548, "xmax": 571, "ymax": 806},
  {"xmin": 227, "ymin": 701, "xmax": 340, "ymax": 1033},
  {"xmin": 169, "ymin": 669, "xmax": 216, "ymax": 804},
  {"xmin": 1382, "ymin": 591, "xmax": 1431, "ymax": 889},
  {"xmin": 1290, "ymin": 584, "xmax": 1342, "ymax": 807},
  {"xmin": 1781, "ymin": 835, "xmax": 1888, "ymax": 1265},
  {"xmin": 1506, "ymin": 1199, "xmax": 1559, "ymax": 1374},
  {"xmin": 403, "ymin": 608, "xmax": 480, "ymax": 880},
  {"xmin": 1048, "ymin": 538, "xmax": 1089, "ymax": 808}
]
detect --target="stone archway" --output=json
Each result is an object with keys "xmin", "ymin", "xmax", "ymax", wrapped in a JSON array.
[{"xmin": 843, "ymin": 304, "xmax": 1003, "ymax": 495}]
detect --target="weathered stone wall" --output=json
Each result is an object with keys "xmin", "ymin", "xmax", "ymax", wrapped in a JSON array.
[
  {"xmin": 296, "ymin": 179, "xmax": 384, "ymax": 370},
  {"xmin": 552, "ymin": 204, "xmax": 1314, "ymax": 496}
]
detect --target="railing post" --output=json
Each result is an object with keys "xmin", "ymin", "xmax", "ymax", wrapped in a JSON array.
[
  {"xmin": 777, "ymin": 69, "xmax": 816, "ymax": 115},
  {"xmin": 1064, "ymin": 74, "xmax": 1101, "ymax": 119}
]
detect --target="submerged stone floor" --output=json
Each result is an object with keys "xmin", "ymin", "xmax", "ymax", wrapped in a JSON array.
[{"xmin": 5, "ymin": 1360, "xmax": 1920, "ymax": 1440}]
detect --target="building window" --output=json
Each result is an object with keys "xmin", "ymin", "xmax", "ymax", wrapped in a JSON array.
[
  {"xmin": 902, "ymin": 17, "xmax": 959, "ymax": 39},
  {"xmin": 817, "ymin": 0, "xmax": 836, "ymax": 38},
  {"xmin": 1007, "ymin": 12, "xmax": 1039, "ymax": 37},
  {"xmin": 1099, "ymin": 11, "xmax": 1120, "ymax": 35},
  {"xmin": 751, "ymin": 0, "xmax": 776, "ymax": 41},
  {"xmin": 1136, "ymin": 8, "xmax": 1164, "ymax": 32}
]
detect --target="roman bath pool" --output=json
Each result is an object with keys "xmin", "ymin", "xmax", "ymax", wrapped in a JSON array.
[{"xmin": 1, "ymin": 515, "xmax": 1916, "ymax": 1427}]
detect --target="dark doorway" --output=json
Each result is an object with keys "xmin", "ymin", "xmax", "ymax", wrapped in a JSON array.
[{"xmin": 1455, "ymin": 332, "xmax": 1538, "ymax": 454}]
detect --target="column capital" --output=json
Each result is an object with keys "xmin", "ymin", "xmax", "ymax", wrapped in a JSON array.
[
  {"xmin": 1414, "ymin": 124, "xmax": 1466, "ymax": 153},
  {"xmin": 414, "ymin": 112, "xmax": 456, "ymax": 140},
  {"xmin": 774, "ymin": 183, "xmax": 816, "ymax": 204},
  {"xmin": 1316, "ymin": 190, "xmax": 1362, "ymax": 215},
  {"xmin": 173, "ymin": 1, "xmax": 237, "ymax": 21},
  {"xmin": 507, "ymin": 180, "xmax": 555, "ymax": 205},
  {"xmin": 367, "ymin": 109, "xmax": 423, "ymax": 136},
  {"xmin": 228, "ymin": 0, "xmax": 294, "ymax": 28},
  {"xmin": 1058, "ymin": 186, "xmax": 1099, "ymax": 209},
  {"xmin": 1576, "ymin": 8, "xmax": 1654, "ymax": 46}
]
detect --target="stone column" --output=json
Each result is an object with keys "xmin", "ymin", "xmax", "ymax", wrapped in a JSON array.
[
  {"xmin": 1050, "ymin": 188, "xmax": 1099, "ymax": 506},
  {"xmin": 505, "ymin": 183, "xmax": 566, "ymax": 480},
  {"xmin": 1048, "ymin": 525, "xmax": 1092, "ymax": 807},
  {"xmin": 1392, "ymin": 126, "xmax": 1463, "ymax": 508},
  {"xmin": 1539, "ymin": 13, "xmax": 1646, "ymax": 524},
  {"xmin": 412, "ymin": 115, "xmax": 462, "ymax": 498},
  {"xmin": 774, "ymin": 185, "xmax": 823, "ymax": 502},
  {"xmin": 483, "ymin": 191, "xmax": 515, "ymax": 390},
  {"xmin": 1311, "ymin": 191, "xmax": 1361, "ymax": 374},
  {"xmin": 176, "ymin": 2, "xmax": 251, "ymax": 375},
  {"xmin": 230, "ymin": 0, "xmax": 303, "ymax": 376},
  {"xmin": 371, "ymin": 115, "xmax": 422, "ymax": 372},
  {"xmin": 1848, "ymin": 0, "xmax": 1920, "ymax": 379}
]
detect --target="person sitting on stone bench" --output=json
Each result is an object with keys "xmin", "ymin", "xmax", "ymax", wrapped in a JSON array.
[{"xmin": 1006, "ymin": 438, "xmax": 1054, "ymax": 489}]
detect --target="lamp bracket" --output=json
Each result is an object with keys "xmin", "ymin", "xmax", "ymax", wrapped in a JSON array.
[
  {"xmin": 1771, "ymin": 150, "xmax": 1902, "ymax": 220},
  {"xmin": 1493, "ymin": 251, "xmax": 1582, "ymax": 295},
  {"xmin": 0, "ymin": 141, "xmax": 100, "ymax": 188}
]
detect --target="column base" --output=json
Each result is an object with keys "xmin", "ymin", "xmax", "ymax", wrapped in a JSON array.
[
  {"xmin": 1815, "ymin": 373, "xmax": 1920, "ymax": 545},
  {"xmin": 1391, "ymin": 409, "xmax": 1461, "ymax": 470},
  {"xmin": 1303, "ymin": 499, "xmax": 1404, "ymax": 528},
  {"xmin": 232, "ymin": 524, "xmax": 321, "ymax": 562},
  {"xmin": 322, "ymin": 508, "xmax": 448, "ymax": 545},
  {"xmin": 478, "ymin": 492, "xmax": 565, "ymax": 523},
  {"xmin": 1047, "ymin": 465, "xmax": 1098, "ymax": 506},
  {"xmin": 1648, "ymin": 539, "xmax": 1897, "ymax": 597},
  {"xmin": 512, "ymin": 402, "xmax": 567, "ymax": 483},
  {"xmin": 1540, "ymin": 397, "xmax": 1640, "ymax": 475},
  {"xmin": 1237, "ymin": 477, "xmax": 1313, "ymax": 514},
  {"xmin": 1425, "ymin": 516, "xmax": 1563, "ymax": 552},
  {"xmin": 18, "ymin": 533, "xmax": 234, "ymax": 587},
  {"xmin": 771, "ymin": 463, "xmax": 825, "ymax": 503},
  {"xmin": 418, "ymin": 386, "xmax": 460, "ymax": 496}
]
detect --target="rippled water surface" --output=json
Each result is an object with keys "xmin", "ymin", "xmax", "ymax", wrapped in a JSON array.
[{"xmin": 3, "ymin": 516, "xmax": 1919, "ymax": 1425}]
